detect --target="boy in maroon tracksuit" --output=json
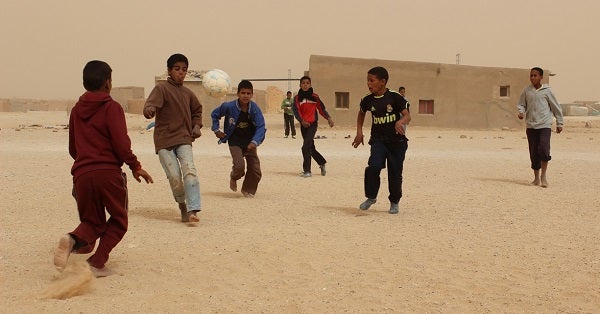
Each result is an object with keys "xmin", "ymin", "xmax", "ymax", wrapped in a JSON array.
[{"xmin": 53, "ymin": 60, "xmax": 153, "ymax": 277}]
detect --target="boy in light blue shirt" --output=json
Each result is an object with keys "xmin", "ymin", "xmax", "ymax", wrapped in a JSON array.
[{"xmin": 517, "ymin": 67, "xmax": 563, "ymax": 188}]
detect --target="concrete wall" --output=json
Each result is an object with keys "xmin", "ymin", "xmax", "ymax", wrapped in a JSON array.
[
  {"xmin": 1, "ymin": 98, "xmax": 12, "ymax": 112},
  {"xmin": 265, "ymin": 86, "xmax": 285, "ymax": 114},
  {"xmin": 0, "ymin": 98, "xmax": 75, "ymax": 112},
  {"xmin": 111, "ymin": 86, "xmax": 144, "ymax": 112},
  {"xmin": 308, "ymin": 55, "xmax": 549, "ymax": 129}
]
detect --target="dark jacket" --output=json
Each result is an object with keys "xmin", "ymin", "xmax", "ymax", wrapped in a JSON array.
[
  {"xmin": 210, "ymin": 99, "xmax": 267, "ymax": 146},
  {"xmin": 293, "ymin": 93, "xmax": 330, "ymax": 124}
]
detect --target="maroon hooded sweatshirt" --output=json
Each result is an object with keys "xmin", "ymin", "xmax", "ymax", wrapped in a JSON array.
[{"xmin": 69, "ymin": 91, "xmax": 141, "ymax": 178}]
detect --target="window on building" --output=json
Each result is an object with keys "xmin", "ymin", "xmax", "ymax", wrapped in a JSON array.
[
  {"xmin": 500, "ymin": 85, "xmax": 510, "ymax": 97},
  {"xmin": 335, "ymin": 92, "xmax": 349, "ymax": 109},
  {"xmin": 419, "ymin": 99, "xmax": 434, "ymax": 114}
]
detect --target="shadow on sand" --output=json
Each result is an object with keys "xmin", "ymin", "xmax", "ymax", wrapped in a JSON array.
[{"xmin": 475, "ymin": 177, "xmax": 531, "ymax": 186}]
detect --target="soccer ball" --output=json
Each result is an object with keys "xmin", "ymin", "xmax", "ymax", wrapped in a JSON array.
[{"xmin": 202, "ymin": 69, "xmax": 232, "ymax": 97}]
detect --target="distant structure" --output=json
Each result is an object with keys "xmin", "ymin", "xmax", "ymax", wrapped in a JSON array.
[
  {"xmin": 5, "ymin": 57, "xmax": 598, "ymax": 126},
  {"xmin": 111, "ymin": 86, "xmax": 144, "ymax": 113},
  {"xmin": 306, "ymin": 55, "xmax": 553, "ymax": 129}
]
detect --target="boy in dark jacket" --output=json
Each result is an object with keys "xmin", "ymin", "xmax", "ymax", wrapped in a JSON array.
[
  {"xmin": 54, "ymin": 60, "xmax": 153, "ymax": 277},
  {"xmin": 293, "ymin": 76, "xmax": 334, "ymax": 177}
]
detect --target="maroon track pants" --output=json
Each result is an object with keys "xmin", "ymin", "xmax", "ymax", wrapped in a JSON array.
[{"xmin": 70, "ymin": 169, "xmax": 128, "ymax": 269}]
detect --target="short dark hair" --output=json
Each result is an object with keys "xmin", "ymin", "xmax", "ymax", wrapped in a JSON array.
[
  {"xmin": 531, "ymin": 67, "xmax": 544, "ymax": 76},
  {"xmin": 83, "ymin": 60, "xmax": 112, "ymax": 91},
  {"xmin": 398, "ymin": 86, "xmax": 405, "ymax": 92},
  {"xmin": 368, "ymin": 66, "xmax": 389, "ymax": 83},
  {"xmin": 237, "ymin": 80, "xmax": 253, "ymax": 93},
  {"xmin": 286, "ymin": 91, "xmax": 292, "ymax": 95},
  {"xmin": 167, "ymin": 53, "xmax": 189, "ymax": 69},
  {"xmin": 299, "ymin": 75, "xmax": 311, "ymax": 83}
]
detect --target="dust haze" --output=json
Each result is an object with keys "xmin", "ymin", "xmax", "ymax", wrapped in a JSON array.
[{"xmin": 1, "ymin": 0, "xmax": 598, "ymax": 103}]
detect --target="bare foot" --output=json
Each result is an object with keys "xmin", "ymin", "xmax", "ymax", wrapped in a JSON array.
[
  {"xmin": 230, "ymin": 179, "xmax": 237, "ymax": 192},
  {"xmin": 540, "ymin": 176, "xmax": 548, "ymax": 188},
  {"xmin": 90, "ymin": 266, "xmax": 117, "ymax": 278},
  {"xmin": 179, "ymin": 203, "xmax": 188, "ymax": 222},
  {"xmin": 531, "ymin": 178, "xmax": 540, "ymax": 186},
  {"xmin": 54, "ymin": 234, "xmax": 74, "ymax": 271},
  {"xmin": 187, "ymin": 211, "xmax": 200, "ymax": 223}
]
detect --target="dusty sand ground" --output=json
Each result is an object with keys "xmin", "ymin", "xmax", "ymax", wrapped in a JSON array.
[{"xmin": 1, "ymin": 111, "xmax": 599, "ymax": 313}]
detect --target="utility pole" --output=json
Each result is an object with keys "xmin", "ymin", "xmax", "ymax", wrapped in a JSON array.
[{"xmin": 456, "ymin": 53, "xmax": 461, "ymax": 65}]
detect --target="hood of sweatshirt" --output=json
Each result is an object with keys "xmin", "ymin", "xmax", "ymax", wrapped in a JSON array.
[{"xmin": 74, "ymin": 91, "xmax": 112, "ymax": 121}]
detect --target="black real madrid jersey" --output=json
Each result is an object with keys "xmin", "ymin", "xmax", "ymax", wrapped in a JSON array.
[{"xmin": 359, "ymin": 89, "xmax": 409, "ymax": 143}]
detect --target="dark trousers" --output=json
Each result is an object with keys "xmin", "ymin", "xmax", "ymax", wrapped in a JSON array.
[
  {"xmin": 71, "ymin": 169, "xmax": 128, "ymax": 269},
  {"xmin": 364, "ymin": 140, "xmax": 408, "ymax": 204},
  {"xmin": 526, "ymin": 128, "xmax": 552, "ymax": 170},
  {"xmin": 229, "ymin": 145, "xmax": 262, "ymax": 195},
  {"xmin": 284, "ymin": 114, "xmax": 296, "ymax": 137},
  {"xmin": 300, "ymin": 122, "xmax": 326, "ymax": 173}
]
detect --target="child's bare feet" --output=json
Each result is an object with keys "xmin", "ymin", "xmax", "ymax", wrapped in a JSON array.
[
  {"xmin": 230, "ymin": 178, "xmax": 237, "ymax": 192},
  {"xmin": 54, "ymin": 234, "xmax": 75, "ymax": 271},
  {"xmin": 531, "ymin": 170, "xmax": 540, "ymax": 186},
  {"xmin": 187, "ymin": 211, "xmax": 200, "ymax": 223},
  {"xmin": 540, "ymin": 176, "xmax": 548, "ymax": 188},
  {"xmin": 90, "ymin": 265, "xmax": 117, "ymax": 278},
  {"xmin": 179, "ymin": 203, "xmax": 188, "ymax": 222}
]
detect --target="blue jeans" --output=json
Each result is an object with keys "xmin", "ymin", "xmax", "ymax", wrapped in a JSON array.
[
  {"xmin": 364, "ymin": 140, "xmax": 408, "ymax": 204},
  {"xmin": 158, "ymin": 145, "xmax": 201, "ymax": 212}
]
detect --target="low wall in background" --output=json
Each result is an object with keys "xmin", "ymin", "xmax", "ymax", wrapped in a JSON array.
[{"xmin": 0, "ymin": 98, "xmax": 76, "ymax": 112}]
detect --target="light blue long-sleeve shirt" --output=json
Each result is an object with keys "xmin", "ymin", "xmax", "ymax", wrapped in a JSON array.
[{"xmin": 517, "ymin": 84, "xmax": 564, "ymax": 129}]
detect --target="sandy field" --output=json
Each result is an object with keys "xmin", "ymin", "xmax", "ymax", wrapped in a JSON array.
[{"xmin": 1, "ymin": 111, "xmax": 599, "ymax": 313}]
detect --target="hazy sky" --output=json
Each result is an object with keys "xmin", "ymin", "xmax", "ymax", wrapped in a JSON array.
[{"xmin": 1, "ymin": 0, "xmax": 598, "ymax": 102}]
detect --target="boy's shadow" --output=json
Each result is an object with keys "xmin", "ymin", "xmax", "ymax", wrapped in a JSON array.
[
  {"xmin": 272, "ymin": 171, "xmax": 305, "ymax": 177},
  {"xmin": 131, "ymin": 207, "xmax": 198, "ymax": 227},
  {"xmin": 131, "ymin": 207, "xmax": 174, "ymax": 221},
  {"xmin": 475, "ymin": 177, "xmax": 530, "ymax": 186},
  {"xmin": 203, "ymin": 191, "xmax": 245, "ymax": 199},
  {"xmin": 323, "ymin": 205, "xmax": 372, "ymax": 217}
]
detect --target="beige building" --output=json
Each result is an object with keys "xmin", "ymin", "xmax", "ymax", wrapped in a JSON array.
[
  {"xmin": 9, "ymin": 57, "xmax": 599, "ymax": 125},
  {"xmin": 307, "ymin": 55, "xmax": 551, "ymax": 129}
]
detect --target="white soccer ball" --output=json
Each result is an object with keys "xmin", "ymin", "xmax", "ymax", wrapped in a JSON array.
[{"xmin": 202, "ymin": 69, "xmax": 232, "ymax": 97}]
